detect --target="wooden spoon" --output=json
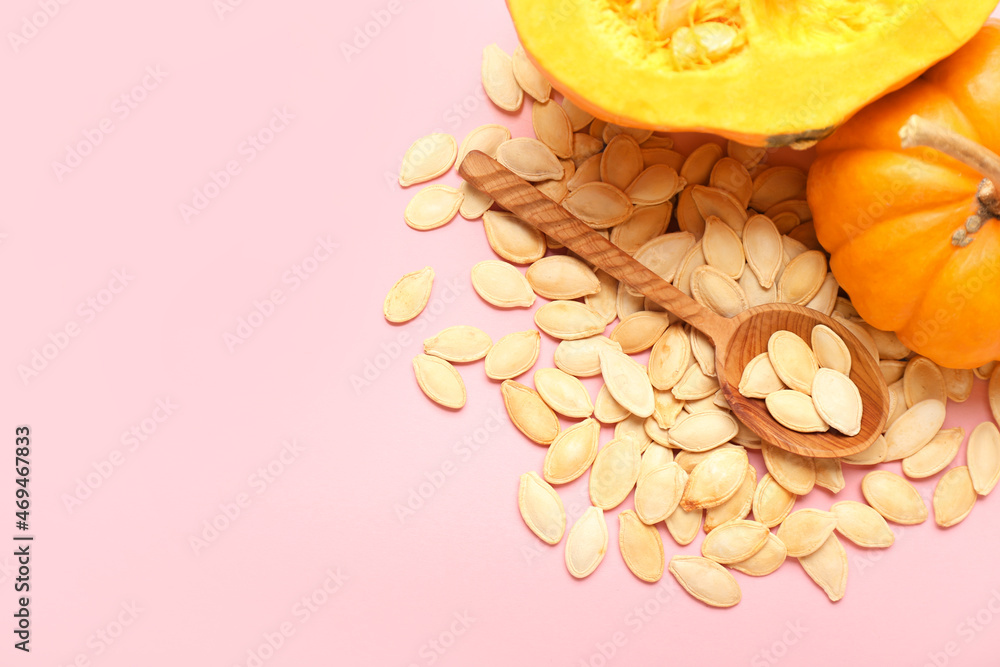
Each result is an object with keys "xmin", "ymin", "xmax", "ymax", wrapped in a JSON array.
[{"xmin": 460, "ymin": 150, "xmax": 888, "ymax": 458}]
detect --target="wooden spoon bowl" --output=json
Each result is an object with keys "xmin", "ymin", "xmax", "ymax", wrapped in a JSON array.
[{"xmin": 460, "ymin": 150, "xmax": 889, "ymax": 459}]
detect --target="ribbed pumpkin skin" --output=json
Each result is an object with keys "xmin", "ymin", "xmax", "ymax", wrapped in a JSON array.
[
  {"xmin": 809, "ymin": 22, "xmax": 1000, "ymax": 369},
  {"xmin": 506, "ymin": 0, "xmax": 997, "ymax": 146}
]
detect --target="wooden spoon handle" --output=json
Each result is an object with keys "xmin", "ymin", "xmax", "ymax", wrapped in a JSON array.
[{"xmin": 460, "ymin": 150, "xmax": 736, "ymax": 345}]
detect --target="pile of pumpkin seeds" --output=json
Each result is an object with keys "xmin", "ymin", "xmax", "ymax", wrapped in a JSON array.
[{"xmin": 383, "ymin": 43, "xmax": 1000, "ymax": 607}]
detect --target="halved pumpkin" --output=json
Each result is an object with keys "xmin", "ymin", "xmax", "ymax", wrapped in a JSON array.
[{"xmin": 507, "ymin": 0, "xmax": 997, "ymax": 146}]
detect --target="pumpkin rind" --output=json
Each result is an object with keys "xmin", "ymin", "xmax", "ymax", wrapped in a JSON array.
[
  {"xmin": 506, "ymin": 0, "xmax": 997, "ymax": 146},
  {"xmin": 809, "ymin": 22, "xmax": 1000, "ymax": 369}
]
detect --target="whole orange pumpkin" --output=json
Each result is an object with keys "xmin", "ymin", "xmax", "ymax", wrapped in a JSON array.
[{"xmin": 808, "ymin": 21, "xmax": 1000, "ymax": 369}]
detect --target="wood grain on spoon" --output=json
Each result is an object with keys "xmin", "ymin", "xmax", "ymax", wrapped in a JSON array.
[{"xmin": 459, "ymin": 150, "xmax": 888, "ymax": 458}]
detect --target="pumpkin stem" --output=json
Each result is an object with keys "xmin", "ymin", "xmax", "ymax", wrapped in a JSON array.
[{"xmin": 900, "ymin": 115, "xmax": 1000, "ymax": 246}]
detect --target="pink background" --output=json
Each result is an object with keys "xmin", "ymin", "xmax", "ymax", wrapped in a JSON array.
[{"xmin": 4, "ymin": 1, "xmax": 1000, "ymax": 665}]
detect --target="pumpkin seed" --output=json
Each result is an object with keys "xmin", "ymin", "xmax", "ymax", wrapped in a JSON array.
[
  {"xmin": 709, "ymin": 157, "xmax": 753, "ymax": 208},
  {"xmin": 766, "ymin": 199, "xmax": 812, "ymax": 222},
  {"xmin": 968, "ymin": 422, "xmax": 1000, "ymax": 496},
  {"xmin": 798, "ymin": 533, "xmax": 848, "ymax": 602},
  {"xmin": 631, "ymin": 232, "xmax": 697, "ymax": 291},
  {"xmin": 594, "ymin": 384, "xmax": 630, "ymax": 424},
  {"xmin": 616, "ymin": 281, "xmax": 647, "ymax": 320},
  {"xmin": 603, "ymin": 124, "xmax": 653, "ymax": 144},
  {"xmin": 534, "ymin": 301, "xmax": 607, "ymax": 340},
  {"xmin": 561, "ymin": 97, "xmax": 594, "ymax": 131},
  {"xmin": 531, "ymin": 100, "xmax": 575, "ymax": 160},
  {"xmin": 727, "ymin": 141, "xmax": 767, "ymax": 169},
  {"xmin": 831, "ymin": 501, "xmax": 894, "ymax": 548},
  {"xmin": 525, "ymin": 255, "xmax": 600, "ymax": 300},
  {"xmin": 903, "ymin": 357, "xmax": 947, "ymax": 407},
  {"xmin": 811, "ymin": 368, "xmax": 863, "ymax": 437},
  {"xmin": 704, "ymin": 465, "xmax": 756, "ymax": 532},
  {"xmin": 702, "ymin": 215, "xmax": 745, "ymax": 279},
  {"xmin": 534, "ymin": 368, "xmax": 593, "ymax": 418},
  {"xmin": 739, "ymin": 352, "xmax": 785, "ymax": 399},
  {"xmin": 832, "ymin": 315, "xmax": 880, "ymax": 362},
  {"xmin": 642, "ymin": 147, "xmax": 686, "ymax": 172},
  {"xmin": 625, "ymin": 165, "xmax": 683, "ymax": 206},
  {"xmin": 496, "ymin": 138, "xmax": 563, "ymax": 182},
  {"xmin": 933, "ymin": 466, "xmax": 977, "ymax": 528},
  {"xmin": 563, "ymin": 182, "xmax": 634, "ymax": 230},
  {"xmin": 670, "ymin": 241, "xmax": 705, "ymax": 298},
  {"xmin": 674, "ymin": 444, "xmax": 743, "ymax": 473},
  {"xmin": 806, "ymin": 327, "xmax": 850, "ymax": 378},
  {"xmin": 412, "ymin": 354, "xmax": 466, "ymax": 409},
  {"xmin": 645, "ymin": 414, "xmax": 674, "ymax": 446},
  {"xmin": 619, "ymin": 415, "xmax": 655, "ymax": 453},
  {"xmin": 669, "ymin": 411, "xmax": 739, "ymax": 452},
  {"xmin": 668, "ymin": 556, "xmax": 742, "ymax": 608},
  {"xmin": 635, "ymin": 462, "xmax": 686, "ymax": 524},
  {"xmin": 861, "ymin": 471, "xmax": 927, "ymax": 524},
  {"xmin": 588, "ymin": 119, "xmax": 607, "ymax": 140},
  {"xmin": 680, "ymin": 446, "xmax": 749, "ymax": 510},
  {"xmin": 666, "ymin": 504, "xmax": 704, "ymax": 546},
  {"xmin": 691, "ymin": 185, "xmax": 749, "ymax": 235},
  {"xmin": 813, "ymin": 457, "xmax": 845, "ymax": 493},
  {"xmin": 543, "ymin": 418, "xmax": 601, "ymax": 484},
  {"xmin": 518, "ymin": 471, "xmax": 565, "ymax": 544},
  {"xmin": 458, "ymin": 180, "xmax": 494, "ymax": 219},
  {"xmin": 766, "ymin": 390, "xmax": 829, "ymax": 433},
  {"xmin": 599, "ymin": 348, "xmax": 655, "ymax": 418},
  {"xmin": 610, "ymin": 203, "xmax": 672, "ymax": 255},
  {"xmin": 640, "ymin": 134, "xmax": 674, "ymax": 149},
  {"xmin": 501, "ymin": 380, "xmax": 560, "ymax": 445},
  {"xmin": 752, "ymin": 473, "xmax": 797, "ymax": 528},
  {"xmin": 768, "ymin": 330, "xmax": 819, "ymax": 395},
  {"xmin": 740, "ymin": 268, "xmax": 777, "ymax": 307},
  {"xmin": 536, "ymin": 160, "xmax": 574, "ymax": 202},
  {"xmin": 516, "ymin": 48, "xmax": 553, "ymax": 102},
  {"xmin": 942, "ymin": 367, "xmax": 974, "ymax": 403},
  {"xmin": 902, "ymin": 427, "xmax": 964, "ymax": 479},
  {"xmin": 600, "ymin": 134, "xmax": 644, "ymax": 191},
  {"xmin": 611, "ymin": 311, "xmax": 671, "ymax": 354},
  {"xmin": 884, "ymin": 399, "xmax": 947, "ymax": 461},
  {"xmin": 483, "ymin": 211, "xmax": 546, "ymax": 264},
  {"xmin": 859, "ymin": 323, "xmax": 911, "ymax": 360},
  {"xmin": 730, "ymin": 533, "xmax": 787, "ymax": 577},
  {"xmin": 456, "ymin": 124, "xmax": 511, "ymax": 167},
  {"xmin": 653, "ymin": 388, "xmax": 686, "ymax": 429},
  {"xmin": 584, "ymin": 269, "xmax": 619, "ymax": 326},
  {"xmin": 482, "ymin": 44, "xmax": 523, "ymax": 112},
  {"xmin": 781, "ymin": 235, "xmax": 808, "ymax": 264},
  {"xmin": 680, "ymin": 143, "xmax": 724, "ymax": 186},
  {"xmin": 690, "ymin": 328, "xmax": 716, "ymax": 377},
  {"xmin": 571, "ymin": 135, "xmax": 605, "ymax": 169},
  {"xmin": 885, "ymin": 380, "xmax": 907, "ymax": 432},
  {"xmin": 762, "ymin": 444, "xmax": 815, "ymax": 496},
  {"xmin": 732, "ymin": 418, "xmax": 762, "ymax": 449},
  {"xmin": 777, "ymin": 250, "xmax": 827, "ymax": 305},
  {"xmin": 639, "ymin": 443, "xmax": 675, "ymax": 478},
  {"xmin": 805, "ymin": 273, "xmax": 840, "ymax": 316},
  {"xmin": 565, "ymin": 506, "xmax": 607, "ymax": 578},
  {"xmin": 471, "ymin": 260, "xmax": 535, "ymax": 308},
  {"xmin": 384, "ymin": 267, "xmax": 434, "ymax": 323},
  {"xmin": 777, "ymin": 509, "xmax": 838, "ymax": 558},
  {"xmin": 485, "ymin": 330, "xmax": 540, "ymax": 380},
  {"xmin": 672, "ymin": 363, "xmax": 720, "ymax": 401},
  {"xmin": 750, "ymin": 166, "xmax": 807, "ymax": 211},
  {"xmin": 399, "ymin": 133, "xmax": 457, "ymax": 187},
  {"xmin": 742, "ymin": 214, "xmax": 783, "ymax": 289},
  {"xmin": 619, "ymin": 510, "xmax": 665, "ymax": 582},
  {"xmin": 976, "ymin": 360, "xmax": 998, "ymax": 380},
  {"xmin": 701, "ymin": 519, "xmax": 769, "ymax": 564},
  {"xmin": 841, "ymin": 434, "xmax": 888, "ymax": 466},
  {"xmin": 676, "ymin": 186, "xmax": 705, "ymax": 237},
  {"xmin": 404, "ymin": 185, "xmax": 464, "ymax": 231},
  {"xmin": 424, "ymin": 325, "xmax": 492, "ymax": 363},
  {"xmin": 553, "ymin": 335, "xmax": 622, "ymax": 377},
  {"xmin": 880, "ymin": 360, "xmax": 906, "ymax": 385},
  {"xmin": 691, "ymin": 265, "xmax": 748, "ymax": 317},
  {"xmin": 591, "ymin": 436, "xmax": 642, "ymax": 510}
]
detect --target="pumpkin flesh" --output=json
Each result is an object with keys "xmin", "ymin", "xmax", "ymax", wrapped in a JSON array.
[{"xmin": 507, "ymin": 0, "xmax": 997, "ymax": 146}]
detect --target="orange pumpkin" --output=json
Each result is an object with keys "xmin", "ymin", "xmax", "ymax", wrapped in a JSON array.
[{"xmin": 808, "ymin": 21, "xmax": 1000, "ymax": 369}]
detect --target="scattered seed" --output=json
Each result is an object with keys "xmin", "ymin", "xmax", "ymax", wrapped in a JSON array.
[
  {"xmin": 798, "ymin": 533, "xmax": 848, "ymax": 602},
  {"xmin": 553, "ymin": 335, "xmax": 622, "ymax": 377},
  {"xmin": 496, "ymin": 138, "xmax": 564, "ymax": 182},
  {"xmin": 884, "ymin": 399, "xmax": 947, "ymax": 461},
  {"xmin": 777, "ymin": 509, "xmax": 838, "ymax": 558},
  {"xmin": 400, "ymin": 133, "xmax": 457, "ymax": 187},
  {"xmin": 384, "ymin": 267, "xmax": 434, "ymax": 323},
  {"xmin": 635, "ymin": 462, "xmax": 686, "ymax": 524},
  {"xmin": 761, "ymin": 444, "xmax": 815, "ymax": 496},
  {"xmin": 565, "ymin": 506, "xmax": 607, "ymax": 578},
  {"xmin": 518, "ymin": 471, "xmax": 565, "ymax": 544},
  {"xmin": 413, "ymin": 354, "xmax": 466, "ymax": 409},
  {"xmin": 482, "ymin": 44, "xmax": 523, "ymax": 112},
  {"xmin": 471, "ymin": 260, "xmax": 535, "ymax": 308},
  {"xmin": 861, "ymin": 471, "xmax": 927, "ymax": 525},
  {"xmin": 619, "ymin": 510, "xmax": 665, "ymax": 582},
  {"xmin": 599, "ymin": 348, "xmax": 655, "ymax": 418},
  {"xmin": 669, "ymin": 411, "xmax": 739, "ymax": 452},
  {"xmin": 424, "ymin": 325, "xmax": 492, "ymax": 363},
  {"xmin": 753, "ymin": 473, "xmax": 797, "ymax": 528},
  {"xmin": 611, "ymin": 311, "xmax": 671, "ymax": 354},
  {"xmin": 405, "ymin": 185, "xmax": 464, "ymax": 230},
  {"xmin": 831, "ymin": 500, "xmax": 894, "ymax": 548},
  {"xmin": 902, "ymin": 428, "xmax": 964, "ymax": 479},
  {"xmin": 543, "ymin": 418, "xmax": 601, "ymax": 484},
  {"xmin": 668, "ymin": 556, "xmax": 742, "ymax": 608},
  {"xmin": 730, "ymin": 533, "xmax": 787, "ymax": 577},
  {"xmin": 485, "ymin": 330, "xmax": 540, "ymax": 380},
  {"xmin": 680, "ymin": 446, "xmax": 749, "ymax": 510},
  {"xmin": 903, "ymin": 357, "xmax": 947, "ymax": 407},
  {"xmin": 933, "ymin": 466, "xmax": 977, "ymax": 528},
  {"xmin": 535, "ymin": 301, "xmax": 608, "ymax": 340},
  {"xmin": 501, "ymin": 380, "xmax": 560, "ymax": 445},
  {"xmin": 525, "ymin": 255, "xmax": 600, "ymax": 300},
  {"xmin": 968, "ymin": 422, "xmax": 1000, "ymax": 496},
  {"xmin": 457, "ymin": 124, "xmax": 512, "ymax": 167},
  {"xmin": 483, "ymin": 211, "xmax": 546, "ymax": 264}
]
